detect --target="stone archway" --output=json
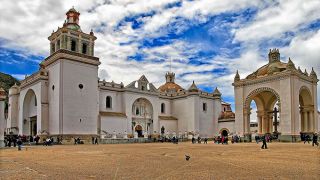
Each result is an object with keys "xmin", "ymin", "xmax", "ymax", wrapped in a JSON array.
[
  {"xmin": 22, "ymin": 89, "xmax": 38, "ymax": 136},
  {"xmin": 135, "ymin": 125, "xmax": 143, "ymax": 137},
  {"xmin": 132, "ymin": 98, "xmax": 153, "ymax": 136},
  {"xmin": 219, "ymin": 128, "xmax": 230, "ymax": 137},
  {"xmin": 244, "ymin": 87, "xmax": 280, "ymax": 137},
  {"xmin": 299, "ymin": 86, "xmax": 314, "ymax": 133}
]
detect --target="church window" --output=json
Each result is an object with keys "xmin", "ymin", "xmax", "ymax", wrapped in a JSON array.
[
  {"xmin": 51, "ymin": 43, "xmax": 55, "ymax": 53},
  {"xmin": 161, "ymin": 103, "xmax": 165, "ymax": 113},
  {"xmin": 82, "ymin": 43, "xmax": 87, "ymax": 54},
  {"xmin": 79, "ymin": 84, "xmax": 84, "ymax": 89},
  {"xmin": 57, "ymin": 40, "xmax": 60, "ymax": 50},
  {"xmin": 71, "ymin": 40, "xmax": 77, "ymax": 52},
  {"xmin": 35, "ymin": 96, "xmax": 37, "ymax": 106},
  {"xmin": 52, "ymin": 85, "xmax": 55, "ymax": 90},
  {"xmin": 106, "ymin": 96, "xmax": 112, "ymax": 108},
  {"xmin": 203, "ymin": 103, "xmax": 207, "ymax": 112},
  {"xmin": 141, "ymin": 86, "xmax": 145, "ymax": 91},
  {"xmin": 136, "ymin": 107, "xmax": 139, "ymax": 115}
]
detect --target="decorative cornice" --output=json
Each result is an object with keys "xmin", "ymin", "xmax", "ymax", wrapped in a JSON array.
[
  {"xmin": 20, "ymin": 71, "xmax": 48, "ymax": 89},
  {"xmin": 158, "ymin": 116, "xmax": 178, "ymax": 120},
  {"xmin": 41, "ymin": 49, "xmax": 100, "ymax": 67},
  {"xmin": 233, "ymin": 69, "xmax": 317, "ymax": 88},
  {"xmin": 99, "ymin": 111, "xmax": 127, "ymax": 117}
]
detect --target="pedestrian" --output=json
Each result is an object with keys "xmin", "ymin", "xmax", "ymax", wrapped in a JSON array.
[
  {"xmin": 17, "ymin": 138, "xmax": 22, "ymax": 151},
  {"xmin": 304, "ymin": 135, "xmax": 310, "ymax": 144},
  {"xmin": 92, "ymin": 137, "xmax": 95, "ymax": 144},
  {"xmin": 261, "ymin": 136, "xmax": 268, "ymax": 149},
  {"xmin": 204, "ymin": 138, "xmax": 208, "ymax": 144},
  {"xmin": 312, "ymin": 133, "xmax": 319, "ymax": 147},
  {"xmin": 74, "ymin": 137, "xmax": 77, "ymax": 145},
  {"xmin": 192, "ymin": 137, "xmax": 195, "ymax": 144},
  {"xmin": 94, "ymin": 137, "xmax": 98, "ymax": 144}
]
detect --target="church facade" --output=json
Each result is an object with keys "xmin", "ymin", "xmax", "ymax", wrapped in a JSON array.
[{"xmin": 4, "ymin": 8, "xmax": 235, "ymax": 141}]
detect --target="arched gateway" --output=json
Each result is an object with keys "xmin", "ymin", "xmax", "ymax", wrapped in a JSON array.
[
  {"xmin": 132, "ymin": 98, "xmax": 153, "ymax": 137},
  {"xmin": 233, "ymin": 49, "xmax": 318, "ymax": 142}
]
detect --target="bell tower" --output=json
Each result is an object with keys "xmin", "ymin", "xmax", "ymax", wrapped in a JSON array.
[
  {"xmin": 48, "ymin": 7, "xmax": 96, "ymax": 56},
  {"xmin": 41, "ymin": 7, "xmax": 100, "ymax": 137}
]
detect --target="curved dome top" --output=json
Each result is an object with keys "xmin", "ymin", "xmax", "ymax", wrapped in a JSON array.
[
  {"xmin": 158, "ymin": 82, "xmax": 184, "ymax": 92},
  {"xmin": 246, "ymin": 61, "xmax": 288, "ymax": 79}
]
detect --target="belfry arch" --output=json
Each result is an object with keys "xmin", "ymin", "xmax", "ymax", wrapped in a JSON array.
[
  {"xmin": 299, "ymin": 86, "xmax": 315, "ymax": 133},
  {"xmin": 244, "ymin": 87, "xmax": 280, "ymax": 135},
  {"xmin": 233, "ymin": 49, "xmax": 318, "ymax": 142}
]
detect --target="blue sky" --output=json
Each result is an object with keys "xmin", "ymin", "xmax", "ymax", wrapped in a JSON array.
[{"xmin": 0, "ymin": 0, "xmax": 319, "ymax": 112}]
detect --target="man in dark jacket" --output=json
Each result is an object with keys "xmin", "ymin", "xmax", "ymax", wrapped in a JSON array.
[
  {"xmin": 261, "ymin": 136, "xmax": 267, "ymax": 149},
  {"xmin": 312, "ymin": 133, "xmax": 319, "ymax": 147}
]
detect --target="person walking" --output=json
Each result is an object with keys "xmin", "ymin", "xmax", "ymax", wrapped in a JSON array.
[
  {"xmin": 94, "ymin": 137, "xmax": 98, "ymax": 144},
  {"xmin": 304, "ymin": 134, "xmax": 310, "ymax": 144},
  {"xmin": 261, "ymin": 136, "xmax": 268, "ymax": 149},
  {"xmin": 312, "ymin": 133, "xmax": 319, "ymax": 147},
  {"xmin": 17, "ymin": 138, "xmax": 22, "ymax": 151}
]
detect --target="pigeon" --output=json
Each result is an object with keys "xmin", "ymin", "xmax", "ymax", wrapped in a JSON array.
[{"xmin": 185, "ymin": 155, "xmax": 190, "ymax": 161}]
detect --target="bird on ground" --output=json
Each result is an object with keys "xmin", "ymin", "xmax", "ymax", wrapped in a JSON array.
[{"xmin": 185, "ymin": 155, "xmax": 190, "ymax": 161}]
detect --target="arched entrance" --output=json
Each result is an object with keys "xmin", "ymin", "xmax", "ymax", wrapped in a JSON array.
[
  {"xmin": 135, "ymin": 125, "xmax": 143, "ymax": 137},
  {"xmin": 132, "ymin": 98, "xmax": 153, "ymax": 137},
  {"xmin": 244, "ymin": 87, "xmax": 280, "ymax": 136},
  {"xmin": 220, "ymin": 129, "xmax": 229, "ymax": 137},
  {"xmin": 22, "ymin": 89, "xmax": 38, "ymax": 136},
  {"xmin": 299, "ymin": 87, "xmax": 314, "ymax": 133}
]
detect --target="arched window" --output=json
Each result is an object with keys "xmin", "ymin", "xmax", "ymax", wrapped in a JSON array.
[
  {"xmin": 106, "ymin": 96, "xmax": 112, "ymax": 108},
  {"xmin": 82, "ymin": 43, "xmax": 87, "ymax": 54},
  {"xmin": 34, "ymin": 96, "xmax": 37, "ymax": 106},
  {"xmin": 51, "ymin": 43, "xmax": 55, "ymax": 53},
  {"xmin": 203, "ymin": 103, "xmax": 207, "ymax": 112},
  {"xmin": 161, "ymin": 103, "xmax": 165, "ymax": 113},
  {"xmin": 71, "ymin": 40, "xmax": 77, "ymax": 52},
  {"xmin": 57, "ymin": 40, "xmax": 60, "ymax": 50}
]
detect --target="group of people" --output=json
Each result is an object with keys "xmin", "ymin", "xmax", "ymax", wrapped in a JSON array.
[
  {"xmin": 301, "ymin": 133, "xmax": 319, "ymax": 146},
  {"xmin": 191, "ymin": 136, "xmax": 208, "ymax": 144}
]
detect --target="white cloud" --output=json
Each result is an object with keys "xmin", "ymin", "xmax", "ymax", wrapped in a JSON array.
[
  {"xmin": 234, "ymin": 0, "xmax": 320, "ymax": 42},
  {"xmin": 0, "ymin": 0, "xmax": 319, "ymax": 110}
]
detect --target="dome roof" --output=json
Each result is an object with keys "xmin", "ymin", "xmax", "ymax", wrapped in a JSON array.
[
  {"xmin": 158, "ymin": 82, "xmax": 183, "ymax": 92},
  {"xmin": 246, "ymin": 61, "xmax": 288, "ymax": 79}
]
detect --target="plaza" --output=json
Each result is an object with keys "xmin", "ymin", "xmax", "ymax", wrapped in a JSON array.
[{"xmin": 1, "ymin": 142, "xmax": 319, "ymax": 179}]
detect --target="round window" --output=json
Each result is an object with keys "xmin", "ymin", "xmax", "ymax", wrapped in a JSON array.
[{"xmin": 79, "ymin": 84, "xmax": 84, "ymax": 89}]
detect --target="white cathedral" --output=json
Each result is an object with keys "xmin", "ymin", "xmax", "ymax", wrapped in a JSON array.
[
  {"xmin": 3, "ymin": 8, "xmax": 318, "ymax": 143},
  {"xmin": 4, "ymin": 8, "xmax": 235, "ymax": 142}
]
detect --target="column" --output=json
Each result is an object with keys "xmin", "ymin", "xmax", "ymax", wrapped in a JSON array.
[
  {"xmin": 269, "ymin": 116, "xmax": 273, "ymax": 133},
  {"xmin": 261, "ymin": 114, "xmax": 267, "ymax": 134},
  {"xmin": 258, "ymin": 115, "xmax": 262, "ymax": 134},
  {"xmin": 308, "ymin": 111, "xmax": 314, "ymax": 132},
  {"xmin": 303, "ymin": 111, "xmax": 308, "ymax": 132},
  {"xmin": 300, "ymin": 110, "xmax": 304, "ymax": 132}
]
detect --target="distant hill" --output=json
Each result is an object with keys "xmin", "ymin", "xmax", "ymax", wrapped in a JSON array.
[{"xmin": 0, "ymin": 72, "xmax": 20, "ymax": 111}]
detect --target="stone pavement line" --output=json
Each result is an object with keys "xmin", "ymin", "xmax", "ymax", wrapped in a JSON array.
[{"xmin": 113, "ymin": 163, "xmax": 120, "ymax": 180}]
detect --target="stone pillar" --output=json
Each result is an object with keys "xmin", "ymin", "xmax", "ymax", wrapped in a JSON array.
[
  {"xmin": 300, "ymin": 110, "xmax": 304, "ymax": 132},
  {"xmin": 258, "ymin": 115, "xmax": 262, "ymax": 134},
  {"xmin": 303, "ymin": 111, "xmax": 308, "ymax": 132},
  {"xmin": 308, "ymin": 111, "xmax": 314, "ymax": 132},
  {"xmin": 269, "ymin": 116, "xmax": 273, "ymax": 133}
]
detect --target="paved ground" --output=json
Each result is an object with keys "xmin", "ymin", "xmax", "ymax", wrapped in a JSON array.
[{"xmin": 0, "ymin": 142, "xmax": 319, "ymax": 180}]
